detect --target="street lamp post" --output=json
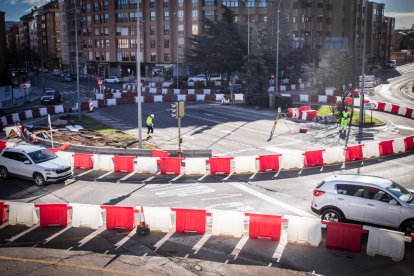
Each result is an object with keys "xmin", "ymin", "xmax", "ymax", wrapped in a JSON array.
[
  {"xmin": 136, "ymin": 6, "xmax": 143, "ymax": 148},
  {"xmin": 242, "ymin": 0, "xmax": 250, "ymax": 56},
  {"xmin": 74, "ymin": 0, "xmax": 81, "ymax": 118},
  {"xmin": 175, "ymin": 12, "xmax": 179, "ymax": 89},
  {"xmin": 275, "ymin": 0, "xmax": 283, "ymax": 95},
  {"xmin": 310, "ymin": 15, "xmax": 323, "ymax": 68},
  {"xmin": 359, "ymin": 0, "xmax": 368, "ymax": 131}
]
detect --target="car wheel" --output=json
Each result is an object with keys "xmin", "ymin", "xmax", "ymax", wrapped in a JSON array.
[
  {"xmin": 321, "ymin": 208, "xmax": 343, "ymax": 222},
  {"xmin": 0, "ymin": 166, "xmax": 9, "ymax": 179},
  {"xmin": 402, "ymin": 221, "xmax": 414, "ymax": 236},
  {"xmin": 33, "ymin": 173, "xmax": 46, "ymax": 186}
]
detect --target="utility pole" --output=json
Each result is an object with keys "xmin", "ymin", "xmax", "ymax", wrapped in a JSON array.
[
  {"xmin": 136, "ymin": 3, "xmax": 142, "ymax": 148},
  {"xmin": 359, "ymin": 0, "xmax": 368, "ymax": 134},
  {"xmin": 74, "ymin": 0, "xmax": 80, "ymax": 118},
  {"xmin": 275, "ymin": 0, "xmax": 283, "ymax": 95}
]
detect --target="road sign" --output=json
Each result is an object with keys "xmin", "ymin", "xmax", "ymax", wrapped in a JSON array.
[
  {"xmin": 359, "ymin": 81, "xmax": 374, "ymax": 88},
  {"xmin": 364, "ymin": 102, "xmax": 376, "ymax": 110},
  {"xmin": 359, "ymin": 75, "xmax": 375, "ymax": 82},
  {"xmin": 362, "ymin": 88, "xmax": 375, "ymax": 94}
]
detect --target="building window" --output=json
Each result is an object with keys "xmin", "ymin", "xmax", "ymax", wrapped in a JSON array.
[
  {"xmin": 151, "ymin": 52, "xmax": 156, "ymax": 62},
  {"xmin": 94, "ymin": 3, "xmax": 99, "ymax": 11},
  {"xmin": 94, "ymin": 15, "xmax": 100, "ymax": 24},
  {"xmin": 150, "ymin": 25, "xmax": 156, "ymax": 35},
  {"xmin": 164, "ymin": 39, "xmax": 169, "ymax": 48},
  {"xmin": 117, "ymin": 13, "xmax": 129, "ymax": 22},
  {"xmin": 150, "ymin": 0, "xmax": 155, "ymax": 8},
  {"xmin": 164, "ymin": 24, "xmax": 170, "ymax": 35},
  {"xmin": 130, "ymin": 12, "xmax": 137, "ymax": 22},
  {"xmin": 192, "ymin": 24, "xmax": 198, "ymax": 35},
  {"xmin": 94, "ymin": 28, "xmax": 100, "ymax": 36},
  {"xmin": 164, "ymin": 52, "xmax": 170, "ymax": 62},
  {"xmin": 117, "ymin": 0, "xmax": 128, "ymax": 9},
  {"xmin": 116, "ymin": 27, "xmax": 129, "ymax": 35},
  {"xmin": 105, "ymin": 40, "xmax": 109, "ymax": 48},
  {"xmin": 164, "ymin": 11, "xmax": 169, "ymax": 21},
  {"xmin": 178, "ymin": 37, "xmax": 184, "ymax": 45},
  {"xmin": 150, "ymin": 40, "xmax": 156, "ymax": 48},
  {"xmin": 163, "ymin": 0, "xmax": 168, "ymax": 8},
  {"xmin": 129, "ymin": 0, "xmax": 137, "ymax": 9},
  {"xmin": 192, "ymin": 10, "xmax": 198, "ymax": 18},
  {"xmin": 178, "ymin": 10, "xmax": 184, "ymax": 20},
  {"xmin": 223, "ymin": 1, "xmax": 239, "ymax": 7},
  {"xmin": 292, "ymin": 2, "xmax": 300, "ymax": 9},
  {"xmin": 130, "ymin": 39, "xmax": 137, "ymax": 48},
  {"xmin": 317, "ymin": 2, "xmax": 323, "ymax": 9},
  {"xmin": 103, "ymin": 1, "xmax": 109, "ymax": 10},
  {"xmin": 95, "ymin": 52, "xmax": 101, "ymax": 60},
  {"xmin": 204, "ymin": 11, "xmax": 216, "ymax": 21},
  {"xmin": 205, "ymin": 0, "xmax": 215, "ymax": 6},
  {"xmin": 130, "ymin": 51, "xmax": 136, "ymax": 61},
  {"xmin": 325, "ymin": 17, "xmax": 332, "ymax": 24},
  {"xmin": 178, "ymin": 0, "xmax": 183, "ymax": 6},
  {"xmin": 104, "ymin": 14, "xmax": 109, "ymax": 23},
  {"xmin": 326, "ymin": 4, "xmax": 332, "ymax": 10},
  {"xmin": 150, "ymin": 11, "xmax": 156, "ymax": 21},
  {"xmin": 117, "ymin": 39, "xmax": 129, "ymax": 48},
  {"xmin": 178, "ymin": 24, "xmax": 184, "ymax": 32},
  {"xmin": 130, "ymin": 26, "xmax": 136, "ymax": 35}
]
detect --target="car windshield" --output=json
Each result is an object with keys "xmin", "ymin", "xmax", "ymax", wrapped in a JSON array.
[
  {"xmin": 386, "ymin": 182, "xmax": 413, "ymax": 203},
  {"xmin": 28, "ymin": 149, "xmax": 57, "ymax": 164},
  {"xmin": 44, "ymin": 91, "xmax": 54, "ymax": 96}
]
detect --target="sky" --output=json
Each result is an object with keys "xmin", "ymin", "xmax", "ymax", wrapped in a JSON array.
[{"xmin": 0, "ymin": 0, "xmax": 413, "ymax": 29}]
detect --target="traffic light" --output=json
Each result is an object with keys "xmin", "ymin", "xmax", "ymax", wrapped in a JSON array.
[
  {"xmin": 178, "ymin": 101, "xmax": 185, "ymax": 118},
  {"xmin": 170, "ymin": 102, "xmax": 178, "ymax": 118}
]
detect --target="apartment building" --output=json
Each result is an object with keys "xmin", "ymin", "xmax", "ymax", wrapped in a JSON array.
[{"xmin": 0, "ymin": 11, "xmax": 6, "ymax": 73}]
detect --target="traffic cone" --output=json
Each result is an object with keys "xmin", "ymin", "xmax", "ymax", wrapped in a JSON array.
[
  {"xmin": 137, "ymin": 205, "xmax": 150, "ymax": 236},
  {"xmin": 139, "ymin": 206, "xmax": 146, "ymax": 227}
]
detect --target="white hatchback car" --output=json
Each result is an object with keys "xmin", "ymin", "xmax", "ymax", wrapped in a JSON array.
[
  {"xmin": 0, "ymin": 145, "xmax": 73, "ymax": 186},
  {"xmin": 103, "ymin": 76, "xmax": 121, "ymax": 84},
  {"xmin": 311, "ymin": 174, "xmax": 414, "ymax": 235}
]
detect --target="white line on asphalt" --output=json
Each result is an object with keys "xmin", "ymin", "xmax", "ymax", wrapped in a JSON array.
[
  {"xmin": 228, "ymin": 182, "xmax": 316, "ymax": 218},
  {"xmin": 118, "ymin": 171, "xmax": 136, "ymax": 182},
  {"xmin": 44, "ymin": 226, "xmax": 72, "ymax": 244},
  {"xmin": 0, "ymin": 222, "xmax": 9, "ymax": 230},
  {"xmin": 6, "ymin": 225, "xmax": 39, "ymax": 243},
  {"xmin": 153, "ymin": 231, "xmax": 174, "ymax": 251},
  {"xmin": 192, "ymin": 234, "xmax": 212, "ymax": 254},
  {"xmin": 95, "ymin": 171, "xmax": 114, "ymax": 180},
  {"xmin": 201, "ymin": 194, "xmax": 243, "ymax": 201},
  {"xmin": 75, "ymin": 169, "xmax": 94, "ymax": 177},
  {"xmin": 77, "ymin": 227, "xmax": 106, "ymax": 247},
  {"xmin": 231, "ymin": 236, "xmax": 249, "ymax": 259},
  {"xmin": 204, "ymin": 113, "xmax": 220, "ymax": 117}
]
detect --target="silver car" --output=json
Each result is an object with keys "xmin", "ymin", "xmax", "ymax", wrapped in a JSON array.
[
  {"xmin": 0, "ymin": 145, "xmax": 72, "ymax": 186},
  {"xmin": 311, "ymin": 174, "xmax": 414, "ymax": 235}
]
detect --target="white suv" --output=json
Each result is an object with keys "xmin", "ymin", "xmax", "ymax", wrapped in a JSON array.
[
  {"xmin": 311, "ymin": 174, "xmax": 414, "ymax": 235},
  {"xmin": 0, "ymin": 145, "xmax": 72, "ymax": 186}
]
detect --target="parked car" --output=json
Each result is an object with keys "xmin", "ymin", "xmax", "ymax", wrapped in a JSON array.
[
  {"xmin": 385, "ymin": 60, "xmax": 396, "ymax": 68},
  {"xmin": 40, "ymin": 89, "xmax": 62, "ymax": 105},
  {"xmin": 188, "ymin": 74, "xmax": 206, "ymax": 83},
  {"xmin": 61, "ymin": 74, "xmax": 72, "ymax": 82},
  {"xmin": 52, "ymin": 69, "xmax": 61, "ymax": 76},
  {"xmin": 311, "ymin": 174, "xmax": 414, "ymax": 235},
  {"xmin": 103, "ymin": 76, "xmax": 121, "ymax": 84},
  {"xmin": 209, "ymin": 73, "xmax": 222, "ymax": 81},
  {"xmin": 216, "ymin": 83, "xmax": 246, "ymax": 94},
  {"xmin": 0, "ymin": 145, "xmax": 73, "ymax": 186}
]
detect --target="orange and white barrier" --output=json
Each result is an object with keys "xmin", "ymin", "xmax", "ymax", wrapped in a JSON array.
[
  {"xmin": 234, "ymin": 94, "xmax": 244, "ymax": 101},
  {"xmin": 203, "ymin": 89, "xmax": 211, "ymax": 95},
  {"xmin": 285, "ymin": 215, "xmax": 322, "ymax": 247},
  {"xmin": 211, "ymin": 209, "xmax": 245, "ymax": 238},
  {"xmin": 196, "ymin": 95, "xmax": 206, "ymax": 101},
  {"xmin": 70, "ymin": 203, "xmax": 103, "ymax": 229},
  {"xmin": 300, "ymin": 94, "xmax": 309, "ymax": 102},
  {"xmin": 184, "ymin": 158, "xmax": 208, "ymax": 175},
  {"xmin": 142, "ymin": 206, "xmax": 172, "ymax": 232},
  {"xmin": 234, "ymin": 156, "xmax": 257, "ymax": 174},
  {"xmin": 324, "ymin": 147, "xmax": 345, "ymax": 164},
  {"xmin": 93, "ymin": 154, "xmax": 115, "ymax": 171},
  {"xmin": 393, "ymin": 137, "xmax": 406, "ymax": 153},
  {"xmin": 11, "ymin": 113, "xmax": 20, "ymax": 123},
  {"xmin": 56, "ymin": 151, "xmax": 75, "ymax": 166},
  {"xmin": 24, "ymin": 110, "xmax": 33, "ymax": 119},
  {"xmin": 136, "ymin": 157, "xmax": 158, "ymax": 174},
  {"xmin": 318, "ymin": 95, "xmax": 327, "ymax": 103},
  {"xmin": 55, "ymin": 105, "xmax": 64, "ymax": 114},
  {"xmin": 177, "ymin": 95, "xmax": 186, "ymax": 101},
  {"xmin": 113, "ymin": 92, "xmax": 122, "ymax": 99},
  {"xmin": 188, "ymin": 89, "xmax": 195, "ymax": 95},
  {"xmin": 215, "ymin": 94, "xmax": 224, "ymax": 101},
  {"xmin": 153, "ymin": 95, "xmax": 163, "ymax": 102},
  {"xmin": 362, "ymin": 142, "xmax": 380, "ymax": 158},
  {"xmin": 39, "ymin": 107, "xmax": 48, "ymax": 116},
  {"xmin": 6, "ymin": 201, "xmax": 38, "ymax": 227},
  {"xmin": 281, "ymin": 151, "xmax": 304, "ymax": 170},
  {"xmin": 96, "ymin": 94, "xmax": 104, "ymax": 100},
  {"xmin": 106, "ymin": 99, "xmax": 116, "ymax": 106}
]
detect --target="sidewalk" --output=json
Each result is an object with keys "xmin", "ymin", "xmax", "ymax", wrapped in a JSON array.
[{"xmin": 3, "ymin": 87, "xmax": 43, "ymax": 113}]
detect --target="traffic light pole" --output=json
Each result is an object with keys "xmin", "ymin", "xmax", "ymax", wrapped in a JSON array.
[{"xmin": 178, "ymin": 117, "xmax": 182, "ymax": 157}]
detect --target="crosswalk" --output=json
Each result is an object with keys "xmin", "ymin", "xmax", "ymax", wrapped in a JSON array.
[{"xmin": 381, "ymin": 63, "xmax": 414, "ymax": 80}]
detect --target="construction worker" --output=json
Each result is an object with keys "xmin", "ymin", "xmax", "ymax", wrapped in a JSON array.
[
  {"xmin": 340, "ymin": 108, "xmax": 350, "ymax": 134},
  {"xmin": 146, "ymin": 113, "xmax": 154, "ymax": 140}
]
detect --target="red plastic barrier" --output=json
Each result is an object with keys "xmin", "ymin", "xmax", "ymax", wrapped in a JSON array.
[
  {"xmin": 246, "ymin": 213, "xmax": 287, "ymax": 241},
  {"xmin": 304, "ymin": 149, "xmax": 325, "ymax": 167},
  {"xmin": 327, "ymin": 96, "xmax": 337, "ymax": 103},
  {"xmin": 47, "ymin": 106, "xmax": 55, "ymax": 114},
  {"xmin": 101, "ymin": 205, "xmax": 137, "ymax": 231},
  {"xmin": 305, "ymin": 110, "xmax": 318, "ymax": 121},
  {"xmin": 345, "ymin": 97, "xmax": 352, "ymax": 106},
  {"xmin": 19, "ymin": 111, "xmax": 26, "ymax": 121},
  {"xmin": 257, "ymin": 154, "xmax": 282, "ymax": 172},
  {"xmin": 6, "ymin": 115, "xmax": 13, "ymax": 125},
  {"xmin": 287, "ymin": 108, "xmax": 294, "ymax": 118},
  {"xmin": 377, "ymin": 102, "xmax": 386, "ymax": 111},
  {"xmin": 363, "ymin": 99, "xmax": 370, "ymax": 104},
  {"xmin": 48, "ymin": 148, "xmax": 61, "ymax": 153},
  {"xmin": 0, "ymin": 202, "xmax": 8, "ymax": 225},
  {"xmin": 404, "ymin": 136, "xmax": 414, "ymax": 151},
  {"xmin": 292, "ymin": 94, "xmax": 300, "ymax": 101},
  {"xmin": 163, "ymin": 94, "xmax": 173, "ymax": 102},
  {"xmin": 310, "ymin": 95, "xmax": 318, "ymax": 102},
  {"xmin": 159, "ymin": 157, "xmax": 183, "ymax": 175},
  {"xmin": 35, "ymin": 204, "xmax": 70, "ymax": 227},
  {"xmin": 379, "ymin": 140, "xmax": 394, "ymax": 156},
  {"xmin": 325, "ymin": 222, "xmax": 365, "ymax": 252},
  {"xmin": 391, "ymin": 104, "xmax": 400, "ymax": 114},
  {"xmin": 297, "ymin": 105, "xmax": 311, "ymax": 111},
  {"xmin": 151, "ymin": 149, "xmax": 170, "ymax": 157},
  {"xmin": 0, "ymin": 140, "xmax": 6, "ymax": 152},
  {"xmin": 113, "ymin": 156, "xmax": 136, "ymax": 173},
  {"xmin": 187, "ymin": 94, "xmax": 196, "ymax": 101},
  {"xmin": 172, "ymin": 208, "xmax": 208, "ymax": 234},
  {"xmin": 209, "ymin": 157, "xmax": 233, "ymax": 174},
  {"xmin": 353, "ymin": 89, "xmax": 359, "ymax": 98},
  {"xmin": 405, "ymin": 108, "xmax": 413, "ymax": 118},
  {"xmin": 345, "ymin": 144, "xmax": 364, "ymax": 161},
  {"xmin": 73, "ymin": 153, "xmax": 94, "ymax": 170},
  {"xmin": 144, "ymin": 95, "xmax": 154, "ymax": 103},
  {"xmin": 80, "ymin": 102, "xmax": 89, "ymax": 110}
]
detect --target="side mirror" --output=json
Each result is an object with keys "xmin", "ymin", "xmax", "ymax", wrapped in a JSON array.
[
  {"xmin": 389, "ymin": 199, "xmax": 398, "ymax": 205},
  {"xmin": 23, "ymin": 160, "xmax": 31, "ymax": 165}
]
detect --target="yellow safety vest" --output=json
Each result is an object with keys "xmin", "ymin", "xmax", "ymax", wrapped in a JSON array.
[{"xmin": 146, "ymin": 116, "xmax": 153, "ymax": 125}]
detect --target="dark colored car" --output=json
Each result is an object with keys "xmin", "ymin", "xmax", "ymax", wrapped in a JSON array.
[
  {"xmin": 217, "ymin": 84, "xmax": 246, "ymax": 94},
  {"xmin": 40, "ymin": 90, "xmax": 62, "ymax": 105}
]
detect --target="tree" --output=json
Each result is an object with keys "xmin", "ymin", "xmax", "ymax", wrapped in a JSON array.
[
  {"xmin": 186, "ymin": 7, "xmax": 244, "ymax": 79},
  {"xmin": 302, "ymin": 50, "xmax": 360, "ymax": 113}
]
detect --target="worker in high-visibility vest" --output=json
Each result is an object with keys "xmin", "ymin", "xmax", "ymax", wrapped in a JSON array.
[
  {"xmin": 146, "ymin": 114, "xmax": 154, "ymax": 140},
  {"xmin": 340, "ymin": 109, "xmax": 350, "ymax": 133}
]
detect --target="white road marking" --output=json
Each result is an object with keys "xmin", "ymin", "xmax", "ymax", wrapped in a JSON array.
[
  {"xmin": 6, "ymin": 225, "xmax": 39, "ymax": 243},
  {"xmin": 201, "ymin": 194, "xmax": 243, "ymax": 201},
  {"xmin": 228, "ymin": 182, "xmax": 316, "ymax": 218},
  {"xmin": 75, "ymin": 169, "xmax": 94, "ymax": 177},
  {"xmin": 95, "ymin": 171, "xmax": 114, "ymax": 180},
  {"xmin": 146, "ymin": 183, "xmax": 215, "ymax": 198}
]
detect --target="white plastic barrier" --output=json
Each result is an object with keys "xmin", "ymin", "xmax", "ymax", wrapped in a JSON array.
[
  {"xmin": 298, "ymin": 78, "xmax": 303, "ymax": 84},
  {"xmin": 364, "ymin": 226, "xmax": 410, "ymax": 262},
  {"xmin": 325, "ymin": 87, "xmax": 335, "ymax": 96},
  {"xmin": 285, "ymin": 215, "xmax": 322, "ymax": 247},
  {"xmin": 299, "ymin": 94, "xmax": 309, "ymax": 102},
  {"xmin": 161, "ymin": 88, "xmax": 169, "ymax": 95},
  {"xmin": 153, "ymin": 95, "xmax": 163, "ymax": 102},
  {"xmin": 134, "ymin": 96, "xmax": 144, "ymax": 104},
  {"xmin": 234, "ymin": 94, "xmax": 244, "ymax": 101},
  {"xmin": 292, "ymin": 109, "xmax": 300, "ymax": 119},
  {"xmin": 55, "ymin": 105, "xmax": 64, "ymax": 114},
  {"xmin": 363, "ymin": 142, "xmax": 380, "ymax": 158},
  {"xmin": 173, "ymin": 89, "xmax": 180, "ymax": 95},
  {"xmin": 184, "ymin": 158, "xmax": 207, "ymax": 175},
  {"xmin": 318, "ymin": 95, "xmax": 327, "ymax": 103},
  {"xmin": 142, "ymin": 206, "xmax": 172, "ymax": 232},
  {"xmin": 301, "ymin": 111, "xmax": 309, "ymax": 121},
  {"xmin": 93, "ymin": 154, "xmax": 114, "ymax": 171},
  {"xmin": 162, "ymin": 82, "xmax": 173, "ymax": 88},
  {"xmin": 211, "ymin": 209, "xmax": 245, "ymax": 238},
  {"xmin": 268, "ymin": 86, "xmax": 275, "ymax": 92},
  {"xmin": 291, "ymin": 84, "xmax": 296, "ymax": 90},
  {"xmin": 113, "ymin": 92, "xmax": 122, "ymax": 99},
  {"xmin": 324, "ymin": 147, "xmax": 345, "ymax": 164},
  {"xmin": 299, "ymin": 83, "xmax": 305, "ymax": 89},
  {"xmin": 282, "ymin": 78, "xmax": 289, "ymax": 84},
  {"xmin": 136, "ymin": 157, "xmax": 158, "ymax": 174},
  {"xmin": 280, "ymin": 93, "xmax": 291, "ymax": 97},
  {"xmin": 70, "ymin": 203, "xmax": 103, "ymax": 229},
  {"xmin": 96, "ymin": 94, "xmax": 104, "ymax": 100},
  {"xmin": 215, "ymin": 94, "xmax": 224, "ymax": 101},
  {"xmin": 39, "ymin": 107, "xmax": 48, "ymax": 116},
  {"xmin": 1, "ymin": 116, "xmax": 6, "ymax": 126},
  {"xmin": 384, "ymin": 103, "xmax": 393, "ymax": 113},
  {"xmin": 280, "ymin": 85, "xmax": 286, "ymax": 92},
  {"xmin": 188, "ymin": 89, "xmax": 195, "ymax": 95},
  {"xmin": 215, "ymin": 81, "xmax": 222, "ymax": 86},
  {"xmin": 398, "ymin": 106, "xmax": 407, "ymax": 116},
  {"xmin": 150, "ymin": 82, "xmax": 156, "ymax": 87},
  {"xmin": 196, "ymin": 94, "xmax": 205, "ymax": 101},
  {"xmin": 25, "ymin": 110, "xmax": 33, "ymax": 119},
  {"xmin": 6, "ymin": 201, "xmax": 39, "ymax": 227},
  {"xmin": 123, "ymin": 84, "xmax": 127, "ymax": 89},
  {"xmin": 281, "ymin": 151, "xmax": 304, "ymax": 170},
  {"xmin": 56, "ymin": 151, "xmax": 74, "ymax": 166},
  {"xmin": 393, "ymin": 137, "xmax": 406, "ymax": 153},
  {"xmin": 116, "ymin": 89, "xmax": 120, "ymax": 93},
  {"xmin": 106, "ymin": 99, "xmax": 116, "ymax": 106},
  {"xmin": 6, "ymin": 141, "xmax": 18, "ymax": 147},
  {"xmin": 203, "ymin": 89, "xmax": 211, "ymax": 95},
  {"xmin": 92, "ymin": 100, "xmax": 98, "ymax": 108},
  {"xmin": 234, "ymin": 156, "xmax": 257, "ymax": 174},
  {"xmin": 177, "ymin": 94, "xmax": 187, "ymax": 101},
  {"xmin": 149, "ymin": 88, "xmax": 157, "ymax": 94},
  {"xmin": 12, "ymin": 113, "xmax": 20, "ymax": 123},
  {"xmin": 188, "ymin": 81, "xmax": 195, "ymax": 87}
]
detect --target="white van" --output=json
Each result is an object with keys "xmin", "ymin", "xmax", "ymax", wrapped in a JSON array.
[{"xmin": 385, "ymin": 60, "xmax": 396, "ymax": 68}]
